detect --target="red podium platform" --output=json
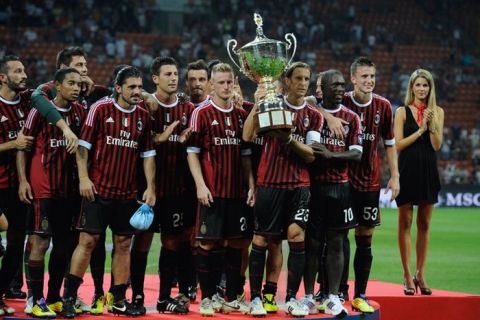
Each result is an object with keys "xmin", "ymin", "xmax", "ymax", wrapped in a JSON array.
[{"xmin": 3, "ymin": 274, "xmax": 479, "ymax": 320}]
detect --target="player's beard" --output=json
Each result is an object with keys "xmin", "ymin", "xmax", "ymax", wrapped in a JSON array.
[{"xmin": 6, "ymin": 77, "xmax": 26, "ymax": 93}]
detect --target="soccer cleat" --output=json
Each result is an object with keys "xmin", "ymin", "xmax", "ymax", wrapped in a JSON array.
[
  {"xmin": 262, "ymin": 293, "xmax": 278, "ymax": 313},
  {"xmin": 48, "ymin": 301, "xmax": 63, "ymax": 313},
  {"xmin": 199, "ymin": 298, "xmax": 214, "ymax": 317},
  {"xmin": 111, "ymin": 299, "xmax": 137, "ymax": 316},
  {"xmin": 0, "ymin": 299, "xmax": 15, "ymax": 316},
  {"xmin": 351, "ymin": 294, "xmax": 374, "ymax": 313},
  {"xmin": 211, "ymin": 293, "xmax": 224, "ymax": 312},
  {"xmin": 59, "ymin": 297, "xmax": 76, "ymax": 319},
  {"xmin": 249, "ymin": 297, "xmax": 267, "ymax": 317},
  {"xmin": 317, "ymin": 294, "xmax": 328, "ymax": 313},
  {"xmin": 25, "ymin": 296, "xmax": 34, "ymax": 314},
  {"xmin": 187, "ymin": 285, "xmax": 197, "ymax": 302},
  {"xmin": 89, "ymin": 294, "xmax": 105, "ymax": 315},
  {"xmin": 174, "ymin": 293, "xmax": 191, "ymax": 308},
  {"xmin": 156, "ymin": 297, "xmax": 188, "ymax": 314},
  {"xmin": 106, "ymin": 292, "xmax": 114, "ymax": 313},
  {"xmin": 325, "ymin": 294, "xmax": 348, "ymax": 317},
  {"xmin": 131, "ymin": 294, "xmax": 146, "ymax": 315},
  {"xmin": 4, "ymin": 288, "xmax": 27, "ymax": 299},
  {"xmin": 32, "ymin": 298, "xmax": 57, "ymax": 318},
  {"xmin": 299, "ymin": 294, "xmax": 318, "ymax": 315},
  {"xmin": 285, "ymin": 298, "xmax": 309, "ymax": 317},
  {"xmin": 75, "ymin": 297, "xmax": 91, "ymax": 313},
  {"xmin": 221, "ymin": 299, "xmax": 249, "ymax": 314}
]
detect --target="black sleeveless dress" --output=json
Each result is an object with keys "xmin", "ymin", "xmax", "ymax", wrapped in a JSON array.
[{"xmin": 395, "ymin": 107, "xmax": 441, "ymax": 206}]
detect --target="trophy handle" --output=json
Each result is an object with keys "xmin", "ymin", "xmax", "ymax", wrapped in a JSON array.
[
  {"xmin": 226, "ymin": 39, "xmax": 242, "ymax": 70},
  {"xmin": 285, "ymin": 33, "xmax": 297, "ymax": 66}
]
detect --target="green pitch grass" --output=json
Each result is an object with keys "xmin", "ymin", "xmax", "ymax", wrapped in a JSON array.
[{"xmin": 2, "ymin": 208, "xmax": 478, "ymax": 294}]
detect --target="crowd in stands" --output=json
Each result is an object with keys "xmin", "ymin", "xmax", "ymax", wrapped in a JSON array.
[{"xmin": 1, "ymin": 0, "xmax": 479, "ymax": 186}]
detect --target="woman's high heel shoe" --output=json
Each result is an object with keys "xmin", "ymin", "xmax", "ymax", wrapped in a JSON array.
[
  {"xmin": 403, "ymin": 279, "xmax": 415, "ymax": 296},
  {"xmin": 413, "ymin": 276, "xmax": 432, "ymax": 295}
]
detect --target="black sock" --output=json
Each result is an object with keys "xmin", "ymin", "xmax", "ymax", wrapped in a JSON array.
[
  {"xmin": 63, "ymin": 273, "xmax": 83, "ymax": 299},
  {"xmin": 28, "ymin": 259, "xmax": 44, "ymax": 302},
  {"xmin": 159, "ymin": 247, "xmax": 177, "ymax": 300},
  {"xmin": 225, "ymin": 247, "xmax": 242, "ymax": 301},
  {"xmin": 237, "ymin": 275, "xmax": 246, "ymax": 296},
  {"xmin": 177, "ymin": 241, "xmax": 194, "ymax": 295},
  {"xmin": 111, "ymin": 284, "xmax": 128, "ymax": 302},
  {"xmin": 286, "ymin": 241, "xmax": 305, "ymax": 302},
  {"xmin": 326, "ymin": 231, "xmax": 345, "ymax": 295},
  {"xmin": 196, "ymin": 247, "xmax": 212, "ymax": 299},
  {"xmin": 262, "ymin": 281, "xmax": 277, "ymax": 296},
  {"xmin": 248, "ymin": 244, "xmax": 266, "ymax": 300},
  {"xmin": 0, "ymin": 229, "xmax": 25, "ymax": 295},
  {"xmin": 24, "ymin": 240, "xmax": 32, "ymax": 297},
  {"xmin": 130, "ymin": 249, "xmax": 149, "ymax": 297},
  {"xmin": 319, "ymin": 240, "xmax": 328, "ymax": 293},
  {"xmin": 47, "ymin": 240, "xmax": 69, "ymax": 303},
  {"xmin": 340, "ymin": 233, "xmax": 350, "ymax": 293},
  {"xmin": 354, "ymin": 235, "xmax": 373, "ymax": 298},
  {"xmin": 90, "ymin": 234, "xmax": 106, "ymax": 296},
  {"xmin": 210, "ymin": 248, "xmax": 224, "ymax": 293},
  {"xmin": 108, "ymin": 248, "xmax": 115, "ymax": 293},
  {"xmin": 304, "ymin": 232, "xmax": 322, "ymax": 295}
]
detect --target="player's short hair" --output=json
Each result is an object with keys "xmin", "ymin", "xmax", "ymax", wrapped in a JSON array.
[
  {"xmin": 54, "ymin": 67, "xmax": 80, "ymax": 84},
  {"xmin": 211, "ymin": 63, "xmax": 233, "ymax": 78},
  {"xmin": 112, "ymin": 64, "xmax": 130, "ymax": 80},
  {"xmin": 187, "ymin": 59, "xmax": 209, "ymax": 77},
  {"xmin": 207, "ymin": 59, "xmax": 221, "ymax": 79},
  {"xmin": 150, "ymin": 56, "xmax": 178, "ymax": 75},
  {"xmin": 285, "ymin": 62, "xmax": 311, "ymax": 79},
  {"xmin": 350, "ymin": 56, "xmax": 376, "ymax": 76},
  {"xmin": 56, "ymin": 47, "xmax": 86, "ymax": 70},
  {"xmin": 115, "ymin": 66, "xmax": 143, "ymax": 86},
  {"xmin": 0, "ymin": 55, "xmax": 21, "ymax": 74},
  {"xmin": 321, "ymin": 69, "xmax": 344, "ymax": 89}
]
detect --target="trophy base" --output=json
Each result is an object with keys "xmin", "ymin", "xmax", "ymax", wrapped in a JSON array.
[{"xmin": 256, "ymin": 109, "xmax": 294, "ymax": 133}]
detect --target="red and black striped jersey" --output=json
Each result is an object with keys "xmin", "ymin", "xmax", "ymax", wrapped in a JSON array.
[
  {"xmin": 23, "ymin": 101, "xmax": 85, "ymax": 198},
  {"xmin": 151, "ymin": 94, "xmax": 195, "ymax": 197},
  {"xmin": 0, "ymin": 90, "xmax": 32, "ymax": 189},
  {"xmin": 343, "ymin": 91, "xmax": 395, "ymax": 191},
  {"xmin": 310, "ymin": 105, "xmax": 362, "ymax": 183},
  {"xmin": 187, "ymin": 101, "xmax": 250, "ymax": 198},
  {"xmin": 256, "ymin": 98, "xmax": 324, "ymax": 188},
  {"xmin": 79, "ymin": 99, "xmax": 155, "ymax": 199}
]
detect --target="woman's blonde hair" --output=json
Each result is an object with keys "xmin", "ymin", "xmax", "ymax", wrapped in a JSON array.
[{"xmin": 404, "ymin": 69, "xmax": 437, "ymax": 109}]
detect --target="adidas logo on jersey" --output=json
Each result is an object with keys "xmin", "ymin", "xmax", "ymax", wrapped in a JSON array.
[
  {"xmin": 211, "ymin": 119, "xmax": 219, "ymax": 126},
  {"xmin": 106, "ymin": 117, "xmax": 115, "ymax": 123},
  {"xmin": 0, "ymin": 115, "xmax": 8, "ymax": 122}
]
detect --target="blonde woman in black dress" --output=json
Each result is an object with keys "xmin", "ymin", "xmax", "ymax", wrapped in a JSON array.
[{"xmin": 394, "ymin": 69, "xmax": 444, "ymax": 295}]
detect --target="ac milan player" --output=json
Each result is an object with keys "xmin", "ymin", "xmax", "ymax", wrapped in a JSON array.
[
  {"xmin": 17, "ymin": 68, "xmax": 85, "ymax": 318},
  {"xmin": 243, "ymin": 62, "xmax": 323, "ymax": 317},
  {"xmin": 60, "ymin": 66, "xmax": 156, "ymax": 318},
  {"xmin": 308, "ymin": 70, "xmax": 362, "ymax": 317},
  {"xmin": 187, "ymin": 63, "xmax": 255, "ymax": 316},
  {"xmin": 342, "ymin": 57, "xmax": 399, "ymax": 313},
  {"xmin": 0, "ymin": 55, "xmax": 34, "ymax": 316},
  {"xmin": 186, "ymin": 59, "xmax": 211, "ymax": 108}
]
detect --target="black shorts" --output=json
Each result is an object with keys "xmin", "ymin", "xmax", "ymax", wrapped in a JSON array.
[
  {"xmin": 150, "ymin": 194, "xmax": 196, "ymax": 235},
  {"xmin": 27, "ymin": 198, "xmax": 75, "ymax": 236},
  {"xmin": 351, "ymin": 189, "xmax": 381, "ymax": 227},
  {"xmin": 310, "ymin": 182, "xmax": 357, "ymax": 231},
  {"xmin": 76, "ymin": 197, "xmax": 137, "ymax": 235},
  {"xmin": 196, "ymin": 198, "xmax": 253, "ymax": 240},
  {"xmin": 254, "ymin": 187, "xmax": 310, "ymax": 237},
  {"xmin": 0, "ymin": 188, "xmax": 27, "ymax": 232}
]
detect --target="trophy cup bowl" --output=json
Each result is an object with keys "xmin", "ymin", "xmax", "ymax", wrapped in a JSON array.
[{"xmin": 227, "ymin": 13, "xmax": 297, "ymax": 133}]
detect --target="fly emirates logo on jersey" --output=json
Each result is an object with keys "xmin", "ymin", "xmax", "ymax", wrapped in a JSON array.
[
  {"xmin": 214, "ymin": 129, "xmax": 241, "ymax": 146},
  {"xmin": 359, "ymin": 112, "xmax": 377, "ymax": 142},
  {"xmin": 50, "ymin": 137, "xmax": 69, "ymax": 148},
  {"xmin": 319, "ymin": 127, "xmax": 345, "ymax": 147},
  {"xmin": 106, "ymin": 129, "xmax": 138, "ymax": 149}
]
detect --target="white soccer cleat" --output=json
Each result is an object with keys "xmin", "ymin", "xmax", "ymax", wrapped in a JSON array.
[
  {"xmin": 199, "ymin": 298, "xmax": 215, "ymax": 317},
  {"xmin": 249, "ymin": 297, "xmax": 267, "ymax": 317},
  {"xmin": 285, "ymin": 298, "xmax": 309, "ymax": 317},
  {"xmin": 24, "ymin": 296, "xmax": 34, "ymax": 314},
  {"xmin": 325, "ymin": 294, "xmax": 348, "ymax": 317},
  {"xmin": 299, "ymin": 294, "xmax": 318, "ymax": 314}
]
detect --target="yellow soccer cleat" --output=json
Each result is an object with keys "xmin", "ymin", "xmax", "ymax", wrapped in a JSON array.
[
  {"xmin": 106, "ymin": 292, "xmax": 114, "ymax": 313},
  {"xmin": 351, "ymin": 295, "xmax": 374, "ymax": 313},
  {"xmin": 32, "ymin": 298, "xmax": 56, "ymax": 318},
  {"xmin": 47, "ymin": 301, "xmax": 63, "ymax": 313},
  {"xmin": 89, "ymin": 294, "xmax": 105, "ymax": 315},
  {"xmin": 262, "ymin": 293, "xmax": 278, "ymax": 313}
]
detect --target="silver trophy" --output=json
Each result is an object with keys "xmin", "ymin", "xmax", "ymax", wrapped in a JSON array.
[{"xmin": 227, "ymin": 13, "xmax": 297, "ymax": 132}]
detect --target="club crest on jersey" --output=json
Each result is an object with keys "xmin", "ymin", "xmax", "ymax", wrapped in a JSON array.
[
  {"xmin": 374, "ymin": 113, "xmax": 381, "ymax": 125},
  {"xmin": 303, "ymin": 116, "xmax": 310, "ymax": 128},
  {"xmin": 74, "ymin": 115, "xmax": 81, "ymax": 127},
  {"xmin": 15, "ymin": 108, "xmax": 24, "ymax": 119},
  {"xmin": 343, "ymin": 125, "xmax": 350, "ymax": 135},
  {"xmin": 238, "ymin": 117, "xmax": 243, "ymax": 129},
  {"xmin": 41, "ymin": 217, "xmax": 49, "ymax": 231},
  {"xmin": 136, "ymin": 119, "xmax": 144, "ymax": 132},
  {"xmin": 181, "ymin": 114, "xmax": 188, "ymax": 126},
  {"xmin": 122, "ymin": 117, "xmax": 129, "ymax": 127},
  {"xmin": 225, "ymin": 116, "xmax": 231, "ymax": 126}
]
